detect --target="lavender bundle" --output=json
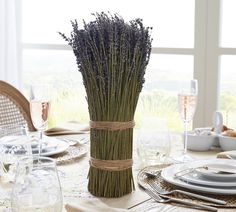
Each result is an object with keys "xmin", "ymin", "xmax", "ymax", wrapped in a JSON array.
[{"xmin": 60, "ymin": 12, "xmax": 152, "ymax": 197}]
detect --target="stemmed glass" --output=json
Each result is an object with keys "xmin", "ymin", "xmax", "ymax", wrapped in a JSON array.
[
  {"xmin": 178, "ymin": 79, "xmax": 198, "ymax": 162},
  {"xmin": 29, "ymin": 84, "xmax": 51, "ymax": 156},
  {"xmin": 11, "ymin": 156, "xmax": 62, "ymax": 211}
]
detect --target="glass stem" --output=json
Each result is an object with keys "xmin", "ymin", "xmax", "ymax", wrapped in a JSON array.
[
  {"xmin": 38, "ymin": 130, "xmax": 43, "ymax": 156},
  {"xmin": 183, "ymin": 121, "xmax": 189, "ymax": 155}
]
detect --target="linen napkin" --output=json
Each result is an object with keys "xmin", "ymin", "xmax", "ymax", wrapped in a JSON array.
[
  {"xmin": 65, "ymin": 199, "xmax": 128, "ymax": 212},
  {"xmin": 217, "ymin": 150, "xmax": 236, "ymax": 159},
  {"xmin": 44, "ymin": 122, "xmax": 89, "ymax": 136}
]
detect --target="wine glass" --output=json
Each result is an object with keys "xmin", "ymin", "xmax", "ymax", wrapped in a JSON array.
[
  {"xmin": 11, "ymin": 156, "xmax": 62, "ymax": 211},
  {"xmin": 137, "ymin": 117, "xmax": 171, "ymax": 167},
  {"xmin": 29, "ymin": 84, "xmax": 51, "ymax": 156},
  {"xmin": 178, "ymin": 79, "xmax": 198, "ymax": 162}
]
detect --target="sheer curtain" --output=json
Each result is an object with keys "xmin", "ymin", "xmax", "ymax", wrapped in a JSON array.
[{"xmin": 0, "ymin": 0, "xmax": 20, "ymax": 89}]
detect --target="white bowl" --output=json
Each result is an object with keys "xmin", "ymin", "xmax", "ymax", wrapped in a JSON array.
[
  {"xmin": 187, "ymin": 134, "xmax": 216, "ymax": 151},
  {"xmin": 219, "ymin": 135, "xmax": 236, "ymax": 151}
]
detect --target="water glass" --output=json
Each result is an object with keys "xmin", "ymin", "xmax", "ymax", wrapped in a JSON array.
[
  {"xmin": 137, "ymin": 117, "xmax": 171, "ymax": 167},
  {"xmin": 0, "ymin": 124, "xmax": 31, "ymax": 182},
  {"xmin": 11, "ymin": 156, "xmax": 62, "ymax": 212}
]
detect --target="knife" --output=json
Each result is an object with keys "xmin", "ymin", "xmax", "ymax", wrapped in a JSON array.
[
  {"xmin": 174, "ymin": 165, "xmax": 236, "ymax": 178},
  {"xmin": 200, "ymin": 165, "xmax": 236, "ymax": 174}
]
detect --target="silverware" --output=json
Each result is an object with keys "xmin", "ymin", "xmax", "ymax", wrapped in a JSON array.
[
  {"xmin": 138, "ymin": 183, "xmax": 218, "ymax": 211},
  {"xmin": 60, "ymin": 138, "xmax": 77, "ymax": 146},
  {"xmin": 60, "ymin": 137, "xmax": 89, "ymax": 146},
  {"xmin": 147, "ymin": 180, "xmax": 226, "ymax": 205},
  {"xmin": 79, "ymin": 137, "xmax": 89, "ymax": 144},
  {"xmin": 225, "ymin": 154, "xmax": 236, "ymax": 160}
]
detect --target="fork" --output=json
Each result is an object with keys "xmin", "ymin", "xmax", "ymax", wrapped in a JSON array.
[
  {"xmin": 60, "ymin": 137, "xmax": 89, "ymax": 146},
  {"xmin": 147, "ymin": 180, "xmax": 226, "ymax": 205},
  {"xmin": 59, "ymin": 138, "xmax": 77, "ymax": 146},
  {"xmin": 139, "ymin": 183, "xmax": 218, "ymax": 211}
]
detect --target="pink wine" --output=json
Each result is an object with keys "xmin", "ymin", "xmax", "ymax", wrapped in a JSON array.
[
  {"xmin": 178, "ymin": 94, "xmax": 197, "ymax": 122},
  {"xmin": 30, "ymin": 101, "xmax": 50, "ymax": 130}
]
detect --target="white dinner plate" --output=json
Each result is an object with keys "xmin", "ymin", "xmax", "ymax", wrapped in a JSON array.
[{"xmin": 161, "ymin": 159, "xmax": 236, "ymax": 195}]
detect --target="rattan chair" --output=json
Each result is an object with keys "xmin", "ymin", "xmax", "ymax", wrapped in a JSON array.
[{"xmin": 0, "ymin": 80, "xmax": 36, "ymax": 131}]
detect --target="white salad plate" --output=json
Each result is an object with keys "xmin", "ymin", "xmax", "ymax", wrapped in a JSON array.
[
  {"xmin": 161, "ymin": 159, "xmax": 236, "ymax": 195},
  {"xmin": 194, "ymin": 163, "xmax": 236, "ymax": 181},
  {"xmin": 32, "ymin": 137, "xmax": 70, "ymax": 156},
  {"xmin": 0, "ymin": 135, "xmax": 70, "ymax": 156},
  {"xmin": 180, "ymin": 170, "xmax": 236, "ymax": 187}
]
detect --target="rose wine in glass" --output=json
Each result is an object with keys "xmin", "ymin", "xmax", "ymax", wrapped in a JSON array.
[
  {"xmin": 30, "ymin": 101, "xmax": 50, "ymax": 130},
  {"xmin": 178, "ymin": 79, "xmax": 198, "ymax": 162},
  {"xmin": 178, "ymin": 94, "xmax": 197, "ymax": 122},
  {"xmin": 30, "ymin": 84, "xmax": 51, "ymax": 156}
]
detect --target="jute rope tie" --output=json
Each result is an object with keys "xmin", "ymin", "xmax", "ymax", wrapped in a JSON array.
[
  {"xmin": 89, "ymin": 120, "xmax": 134, "ymax": 171},
  {"xmin": 89, "ymin": 157, "xmax": 133, "ymax": 171},
  {"xmin": 90, "ymin": 120, "xmax": 135, "ymax": 131}
]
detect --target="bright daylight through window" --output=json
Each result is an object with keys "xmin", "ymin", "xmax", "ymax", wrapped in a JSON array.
[
  {"xmin": 21, "ymin": 0, "xmax": 236, "ymax": 131},
  {"xmin": 21, "ymin": 0, "xmax": 194, "ymax": 130},
  {"xmin": 219, "ymin": 0, "xmax": 236, "ymax": 128}
]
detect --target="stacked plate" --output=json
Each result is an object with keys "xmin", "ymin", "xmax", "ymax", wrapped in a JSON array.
[
  {"xmin": 161, "ymin": 159, "xmax": 236, "ymax": 195},
  {"xmin": 0, "ymin": 135, "xmax": 70, "ymax": 156},
  {"xmin": 31, "ymin": 136, "xmax": 69, "ymax": 156}
]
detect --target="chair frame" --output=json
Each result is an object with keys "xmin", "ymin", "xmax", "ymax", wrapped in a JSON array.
[{"xmin": 0, "ymin": 80, "xmax": 36, "ymax": 131}]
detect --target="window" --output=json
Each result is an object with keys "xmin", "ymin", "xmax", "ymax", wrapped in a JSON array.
[
  {"xmin": 21, "ymin": 0, "xmax": 195, "ymax": 130},
  {"xmin": 136, "ymin": 54, "xmax": 194, "ymax": 131},
  {"xmin": 20, "ymin": 0, "xmax": 231, "ymax": 131},
  {"xmin": 22, "ymin": 50, "xmax": 88, "ymax": 126},
  {"xmin": 220, "ymin": 56, "xmax": 236, "ymax": 126},
  {"xmin": 219, "ymin": 0, "xmax": 236, "ymax": 127}
]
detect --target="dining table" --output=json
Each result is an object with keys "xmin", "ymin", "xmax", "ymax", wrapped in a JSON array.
[{"xmin": 0, "ymin": 129, "xmax": 235, "ymax": 212}]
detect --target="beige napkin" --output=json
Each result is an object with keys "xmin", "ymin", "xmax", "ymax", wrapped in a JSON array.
[
  {"xmin": 65, "ymin": 199, "xmax": 128, "ymax": 212},
  {"xmin": 217, "ymin": 150, "xmax": 236, "ymax": 159},
  {"xmin": 45, "ymin": 122, "xmax": 89, "ymax": 136}
]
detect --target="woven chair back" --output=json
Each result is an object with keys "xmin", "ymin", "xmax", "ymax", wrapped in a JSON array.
[{"xmin": 0, "ymin": 81, "xmax": 36, "ymax": 131}]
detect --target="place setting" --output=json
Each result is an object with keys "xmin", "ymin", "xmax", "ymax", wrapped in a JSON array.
[
  {"xmin": 161, "ymin": 158, "xmax": 236, "ymax": 195},
  {"xmin": 136, "ymin": 154, "xmax": 236, "ymax": 210}
]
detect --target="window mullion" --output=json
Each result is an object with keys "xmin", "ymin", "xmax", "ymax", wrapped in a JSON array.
[
  {"xmin": 193, "ymin": 0, "xmax": 220, "ymax": 128},
  {"xmin": 204, "ymin": 0, "xmax": 221, "ymax": 126},
  {"xmin": 193, "ymin": 0, "xmax": 208, "ymax": 128}
]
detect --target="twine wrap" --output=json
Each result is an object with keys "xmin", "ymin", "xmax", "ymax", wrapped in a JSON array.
[
  {"xmin": 90, "ymin": 120, "xmax": 135, "ymax": 171},
  {"xmin": 90, "ymin": 120, "xmax": 135, "ymax": 131},
  {"xmin": 89, "ymin": 157, "xmax": 133, "ymax": 171}
]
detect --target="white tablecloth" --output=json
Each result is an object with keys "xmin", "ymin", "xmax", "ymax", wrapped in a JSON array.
[{"xmin": 0, "ymin": 133, "xmax": 234, "ymax": 212}]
